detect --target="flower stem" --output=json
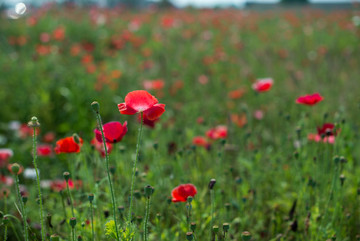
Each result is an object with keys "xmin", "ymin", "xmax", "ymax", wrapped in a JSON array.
[
  {"xmin": 4, "ymin": 221, "xmax": 8, "ymax": 241},
  {"xmin": 66, "ymin": 181, "xmax": 75, "ymax": 217},
  {"xmin": 94, "ymin": 109, "xmax": 120, "ymax": 241},
  {"xmin": 22, "ymin": 202, "xmax": 29, "ymax": 241},
  {"xmin": 90, "ymin": 202, "xmax": 95, "ymax": 241},
  {"xmin": 143, "ymin": 196, "xmax": 151, "ymax": 241},
  {"xmin": 71, "ymin": 227, "xmax": 75, "ymax": 241},
  {"xmin": 210, "ymin": 189, "xmax": 215, "ymax": 240},
  {"xmin": 32, "ymin": 126, "xmax": 45, "ymax": 241},
  {"xmin": 14, "ymin": 175, "xmax": 27, "ymax": 241},
  {"xmin": 128, "ymin": 112, "xmax": 144, "ymax": 222}
]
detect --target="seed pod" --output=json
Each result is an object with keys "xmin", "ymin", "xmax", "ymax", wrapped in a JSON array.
[
  {"xmin": 63, "ymin": 172, "xmax": 70, "ymax": 182},
  {"xmin": 186, "ymin": 232, "xmax": 194, "ymax": 240},
  {"xmin": 88, "ymin": 194, "xmax": 94, "ymax": 203},
  {"xmin": 69, "ymin": 217, "xmax": 77, "ymax": 228},
  {"xmin": 50, "ymin": 234, "xmax": 60, "ymax": 241},
  {"xmin": 209, "ymin": 179, "xmax": 216, "ymax": 190},
  {"xmin": 144, "ymin": 185, "xmax": 154, "ymax": 198},
  {"xmin": 223, "ymin": 223, "xmax": 230, "ymax": 232},
  {"xmin": 28, "ymin": 116, "xmax": 40, "ymax": 127},
  {"xmin": 91, "ymin": 101, "xmax": 100, "ymax": 113},
  {"xmin": 241, "ymin": 231, "xmax": 251, "ymax": 241}
]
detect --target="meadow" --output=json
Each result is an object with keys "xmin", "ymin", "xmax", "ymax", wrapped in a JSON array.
[{"xmin": 0, "ymin": 5, "xmax": 360, "ymax": 241}]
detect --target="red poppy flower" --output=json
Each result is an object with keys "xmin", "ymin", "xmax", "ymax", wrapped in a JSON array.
[
  {"xmin": 252, "ymin": 78, "xmax": 273, "ymax": 92},
  {"xmin": 206, "ymin": 125, "xmax": 228, "ymax": 140},
  {"xmin": 0, "ymin": 175, "xmax": 14, "ymax": 186},
  {"xmin": 317, "ymin": 123, "xmax": 336, "ymax": 136},
  {"xmin": 171, "ymin": 184, "xmax": 197, "ymax": 203},
  {"xmin": 50, "ymin": 179, "xmax": 82, "ymax": 192},
  {"xmin": 90, "ymin": 138, "xmax": 113, "ymax": 157},
  {"xmin": 228, "ymin": 88, "xmax": 245, "ymax": 99},
  {"xmin": 54, "ymin": 136, "xmax": 83, "ymax": 154},
  {"xmin": 296, "ymin": 93, "xmax": 323, "ymax": 106},
  {"xmin": 143, "ymin": 79, "xmax": 165, "ymax": 90},
  {"xmin": 37, "ymin": 144, "xmax": 53, "ymax": 157},
  {"xmin": 18, "ymin": 124, "xmax": 39, "ymax": 139},
  {"xmin": 192, "ymin": 136, "xmax": 210, "ymax": 149},
  {"xmin": 43, "ymin": 132, "xmax": 55, "ymax": 143},
  {"xmin": 118, "ymin": 90, "xmax": 165, "ymax": 120},
  {"xmin": 94, "ymin": 121, "xmax": 127, "ymax": 144},
  {"xmin": 0, "ymin": 149, "xmax": 13, "ymax": 168},
  {"xmin": 138, "ymin": 113, "xmax": 159, "ymax": 128}
]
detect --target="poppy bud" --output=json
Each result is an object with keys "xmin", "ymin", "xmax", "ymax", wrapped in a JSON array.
[
  {"xmin": 28, "ymin": 116, "xmax": 40, "ymax": 127},
  {"xmin": 11, "ymin": 163, "xmax": 20, "ymax": 175},
  {"xmin": 63, "ymin": 172, "xmax": 70, "ymax": 182},
  {"xmin": 91, "ymin": 101, "xmax": 100, "ymax": 113},
  {"xmin": 22, "ymin": 195, "xmax": 28, "ymax": 204},
  {"xmin": 333, "ymin": 156, "xmax": 340, "ymax": 164},
  {"xmin": 356, "ymin": 234, "xmax": 360, "ymax": 241},
  {"xmin": 78, "ymin": 235, "xmax": 83, "ymax": 241},
  {"xmin": 110, "ymin": 166, "xmax": 116, "ymax": 175},
  {"xmin": 212, "ymin": 225, "xmax": 219, "ymax": 233},
  {"xmin": 225, "ymin": 203, "xmax": 231, "ymax": 211},
  {"xmin": 331, "ymin": 234, "xmax": 336, "ymax": 241},
  {"xmin": 340, "ymin": 174, "xmax": 345, "ymax": 186},
  {"xmin": 144, "ymin": 185, "xmax": 154, "ymax": 198},
  {"xmin": 294, "ymin": 151, "xmax": 299, "ymax": 159},
  {"xmin": 81, "ymin": 222, "xmax": 85, "ymax": 227},
  {"xmin": 340, "ymin": 156, "xmax": 347, "ymax": 164},
  {"xmin": 241, "ymin": 231, "xmax": 252, "ymax": 241},
  {"xmin": 72, "ymin": 133, "xmax": 81, "ymax": 144},
  {"xmin": 209, "ymin": 179, "xmax": 216, "ymax": 190},
  {"xmin": 3, "ymin": 216, "xmax": 9, "ymax": 225},
  {"xmin": 118, "ymin": 206, "xmax": 124, "ymax": 213},
  {"xmin": 88, "ymin": 194, "xmax": 94, "ymax": 203},
  {"xmin": 190, "ymin": 222, "xmax": 196, "ymax": 232},
  {"xmin": 134, "ymin": 190, "xmax": 141, "ymax": 199},
  {"xmin": 187, "ymin": 196, "xmax": 193, "ymax": 203},
  {"xmin": 186, "ymin": 232, "xmax": 194, "ymax": 240},
  {"xmin": 69, "ymin": 217, "xmax": 77, "ymax": 228},
  {"xmin": 223, "ymin": 223, "xmax": 230, "ymax": 232},
  {"xmin": 136, "ymin": 216, "xmax": 142, "ymax": 223},
  {"xmin": 50, "ymin": 234, "xmax": 60, "ymax": 241},
  {"xmin": 104, "ymin": 210, "xmax": 110, "ymax": 218},
  {"xmin": 235, "ymin": 177, "xmax": 242, "ymax": 184},
  {"xmin": 153, "ymin": 142, "xmax": 158, "ymax": 150}
]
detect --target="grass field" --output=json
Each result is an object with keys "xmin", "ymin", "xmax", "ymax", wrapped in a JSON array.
[{"xmin": 0, "ymin": 6, "xmax": 360, "ymax": 241}]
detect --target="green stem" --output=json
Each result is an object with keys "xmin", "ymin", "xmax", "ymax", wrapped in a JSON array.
[
  {"xmin": 95, "ymin": 111, "xmax": 120, "ymax": 241},
  {"xmin": 14, "ymin": 175, "xmax": 27, "ymax": 241},
  {"xmin": 72, "ymin": 227, "xmax": 75, "ymax": 241},
  {"xmin": 128, "ymin": 112, "xmax": 144, "ymax": 221},
  {"xmin": 23, "ymin": 203, "xmax": 29, "ymax": 241},
  {"xmin": 32, "ymin": 127, "xmax": 45, "ymax": 241},
  {"xmin": 210, "ymin": 189, "xmax": 215, "ymax": 240},
  {"xmin": 66, "ymin": 181, "xmax": 75, "ymax": 217},
  {"xmin": 90, "ymin": 202, "xmax": 95, "ymax": 241},
  {"xmin": 143, "ymin": 196, "xmax": 151, "ymax": 241},
  {"xmin": 4, "ymin": 223, "xmax": 8, "ymax": 241}
]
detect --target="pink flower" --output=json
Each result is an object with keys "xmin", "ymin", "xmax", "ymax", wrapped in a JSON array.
[
  {"xmin": 296, "ymin": 93, "xmax": 323, "ymax": 106},
  {"xmin": 37, "ymin": 144, "xmax": 53, "ymax": 157},
  {"xmin": 90, "ymin": 138, "xmax": 113, "ymax": 157}
]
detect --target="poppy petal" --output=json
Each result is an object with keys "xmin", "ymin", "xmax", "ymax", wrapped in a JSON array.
[
  {"xmin": 118, "ymin": 103, "xmax": 138, "ymax": 115},
  {"xmin": 143, "ymin": 104, "xmax": 165, "ymax": 120},
  {"xmin": 125, "ymin": 90, "xmax": 158, "ymax": 112}
]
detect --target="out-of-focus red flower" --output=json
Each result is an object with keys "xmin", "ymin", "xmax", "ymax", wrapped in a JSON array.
[
  {"xmin": 206, "ymin": 125, "xmax": 228, "ymax": 140},
  {"xmin": 228, "ymin": 88, "xmax": 245, "ymax": 99},
  {"xmin": 161, "ymin": 16, "xmax": 175, "ymax": 28},
  {"xmin": 18, "ymin": 124, "xmax": 39, "ymax": 139},
  {"xmin": 192, "ymin": 136, "xmax": 210, "ymax": 149},
  {"xmin": 138, "ymin": 113, "xmax": 159, "ymax": 128},
  {"xmin": 54, "ymin": 136, "xmax": 83, "ymax": 154},
  {"xmin": 40, "ymin": 33, "xmax": 51, "ymax": 43},
  {"xmin": 143, "ymin": 79, "xmax": 165, "ymax": 90},
  {"xmin": 252, "ymin": 78, "xmax": 273, "ymax": 92},
  {"xmin": 37, "ymin": 144, "xmax": 53, "ymax": 157},
  {"xmin": 296, "ymin": 93, "xmax": 323, "ymax": 106},
  {"xmin": 308, "ymin": 133, "xmax": 335, "ymax": 144},
  {"xmin": 231, "ymin": 114, "xmax": 247, "ymax": 128},
  {"xmin": 43, "ymin": 132, "xmax": 56, "ymax": 143},
  {"xmin": 197, "ymin": 117, "xmax": 204, "ymax": 124},
  {"xmin": 0, "ymin": 175, "xmax": 14, "ymax": 186},
  {"xmin": 50, "ymin": 179, "xmax": 82, "ymax": 192},
  {"xmin": 90, "ymin": 138, "xmax": 113, "ymax": 157},
  {"xmin": 0, "ymin": 149, "xmax": 13, "ymax": 168},
  {"xmin": 94, "ymin": 121, "xmax": 128, "ymax": 144},
  {"xmin": 7, "ymin": 163, "xmax": 24, "ymax": 175},
  {"xmin": 118, "ymin": 90, "xmax": 165, "ymax": 120},
  {"xmin": 171, "ymin": 184, "xmax": 197, "ymax": 202},
  {"xmin": 198, "ymin": 75, "xmax": 209, "ymax": 85},
  {"xmin": 52, "ymin": 26, "xmax": 65, "ymax": 41},
  {"xmin": 317, "ymin": 123, "xmax": 337, "ymax": 136}
]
